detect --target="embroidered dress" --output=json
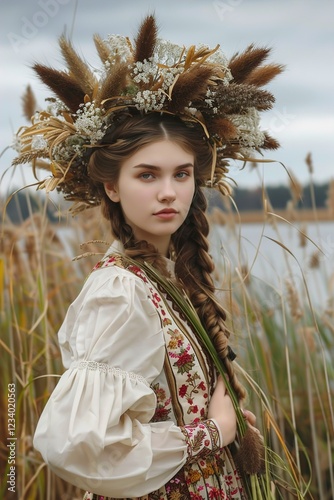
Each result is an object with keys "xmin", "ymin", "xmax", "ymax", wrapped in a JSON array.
[{"xmin": 33, "ymin": 241, "xmax": 246, "ymax": 499}]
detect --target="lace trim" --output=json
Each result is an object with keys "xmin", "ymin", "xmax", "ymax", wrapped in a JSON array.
[{"xmin": 77, "ymin": 361, "xmax": 150, "ymax": 387}]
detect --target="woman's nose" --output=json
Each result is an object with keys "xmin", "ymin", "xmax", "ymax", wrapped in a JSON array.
[{"xmin": 157, "ymin": 180, "xmax": 176, "ymax": 202}]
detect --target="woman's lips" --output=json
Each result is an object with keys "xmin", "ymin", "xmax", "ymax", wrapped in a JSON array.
[{"xmin": 154, "ymin": 209, "xmax": 178, "ymax": 219}]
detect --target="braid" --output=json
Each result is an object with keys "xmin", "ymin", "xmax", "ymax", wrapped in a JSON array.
[{"xmin": 173, "ymin": 188, "xmax": 246, "ymax": 401}]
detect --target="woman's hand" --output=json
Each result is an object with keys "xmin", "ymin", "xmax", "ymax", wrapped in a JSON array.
[
  {"xmin": 242, "ymin": 409, "xmax": 263, "ymax": 441},
  {"xmin": 207, "ymin": 376, "xmax": 237, "ymax": 446}
]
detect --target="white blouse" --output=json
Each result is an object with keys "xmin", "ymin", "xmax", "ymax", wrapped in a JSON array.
[
  {"xmin": 34, "ymin": 255, "xmax": 192, "ymax": 497},
  {"xmin": 33, "ymin": 241, "xmax": 237, "ymax": 499}
]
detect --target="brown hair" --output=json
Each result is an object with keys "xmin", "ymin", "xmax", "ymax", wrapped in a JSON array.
[{"xmin": 88, "ymin": 112, "xmax": 246, "ymax": 401}]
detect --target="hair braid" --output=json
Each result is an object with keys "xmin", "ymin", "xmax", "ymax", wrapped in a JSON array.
[{"xmin": 173, "ymin": 188, "xmax": 246, "ymax": 401}]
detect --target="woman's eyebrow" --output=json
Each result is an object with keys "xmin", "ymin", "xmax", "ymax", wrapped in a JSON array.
[{"xmin": 133, "ymin": 163, "xmax": 194, "ymax": 170}]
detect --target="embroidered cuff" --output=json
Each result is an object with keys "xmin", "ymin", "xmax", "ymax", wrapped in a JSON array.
[{"xmin": 181, "ymin": 419, "xmax": 221, "ymax": 464}]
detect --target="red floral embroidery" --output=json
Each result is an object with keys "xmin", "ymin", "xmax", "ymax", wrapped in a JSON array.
[
  {"xmin": 151, "ymin": 383, "xmax": 172, "ymax": 422},
  {"xmin": 174, "ymin": 349, "xmax": 195, "ymax": 374},
  {"xmin": 198, "ymin": 381, "xmax": 206, "ymax": 391},
  {"xmin": 92, "ymin": 254, "xmax": 123, "ymax": 271},
  {"xmin": 179, "ymin": 384, "xmax": 187, "ymax": 397},
  {"xmin": 144, "ymin": 285, "xmax": 168, "ymax": 318},
  {"xmin": 209, "ymin": 488, "xmax": 227, "ymax": 499},
  {"xmin": 225, "ymin": 474, "xmax": 233, "ymax": 486},
  {"xmin": 127, "ymin": 264, "xmax": 149, "ymax": 282}
]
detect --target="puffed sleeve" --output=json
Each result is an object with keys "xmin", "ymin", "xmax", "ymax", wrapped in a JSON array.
[
  {"xmin": 33, "ymin": 265, "xmax": 222, "ymax": 497},
  {"xmin": 33, "ymin": 266, "xmax": 181, "ymax": 496}
]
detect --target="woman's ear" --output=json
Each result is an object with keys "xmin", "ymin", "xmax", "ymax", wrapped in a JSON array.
[{"xmin": 104, "ymin": 182, "xmax": 120, "ymax": 202}]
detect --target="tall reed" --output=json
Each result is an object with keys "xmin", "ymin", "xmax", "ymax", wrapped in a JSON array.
[
  {"xmin": 1, "ymin": 178, "xmax": 333, "ymax": 498},
  {"xmin": 207, "ymin": 161, "xmax": 333, "ymax": 498}
]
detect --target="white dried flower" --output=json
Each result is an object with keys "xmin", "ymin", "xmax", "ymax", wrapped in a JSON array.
[
  {"xmin": 230, "ymin": 107, "xmax": 265, "ymax": 155},
  {"xmin": 12, "ymin": 135, "xmax": 22, "ymax": 153},
  {"xmin": 104, "ymin": 34, "xmax": 132, "ymax": 64},
  {"xmin": 132, "ymin": 59, "xmax": 156, "ymax": 84},
  {"xmin": 160, "ymin": 67, "xmax": 181, "ymax": 89},
  {"xmin": 31, "ymin": 134, "xmax": 48, "ymax": 150},
  {"xmin": 154, "ymin": 39, "xmax": 184, "ymax": 66},
  {"xmin": 204, "ymin": 89, "xmax": 219, "ymax": 112},
  {"xmin": 206, "ymin": 46, "xmax": 229, "ymax": 68},
  {"xmin": 134, "ymin": 89, "xmax": 167, "ymax": 111},
  {"xmin": 75, "ymin": 102, "xmax": 107, "ymax": 143},
  {"xmin": 45, "ymin": 98, "xmax": 68, "ymax": 115}
]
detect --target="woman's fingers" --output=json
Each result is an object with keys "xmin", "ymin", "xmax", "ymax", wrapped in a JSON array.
[
  {"xmin": 241, "ymin": 409, "xmax": 264, "ymax": 441},
  {"xmin": 241, "ymin": 409, "xmax": 257, "ymax": 426}
]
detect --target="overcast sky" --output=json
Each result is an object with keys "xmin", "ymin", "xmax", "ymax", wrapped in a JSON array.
[{"xmin": 1, "ymin": 0, "xmax": 333, "ymax": 195}]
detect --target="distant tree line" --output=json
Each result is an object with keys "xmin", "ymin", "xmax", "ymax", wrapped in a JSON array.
[
  {"xmin": 3, "ymin": 190, "xmax": 59, "ymax": 224},
  {"xmin": 3, "ymin": 181, "xmax": 331, "ymax": 223},
  {"xmin": 208, "ymin": 182, "xmax": 330, "ymax": 212}
]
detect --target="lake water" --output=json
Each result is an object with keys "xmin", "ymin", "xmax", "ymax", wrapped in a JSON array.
[
  {"xmin": 59, "ymin": 220, "xmax": 334, "ymax": 308},
  {"xmin": 209, "ymin": 220, "xmax": 334, "ymax": 308}
]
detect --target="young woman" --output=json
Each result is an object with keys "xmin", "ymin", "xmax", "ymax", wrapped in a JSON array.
[
  {"xmin": 13, "ymin": 14, "xmax": 282, "ymax": 499},
  {"xmin": 33, "ymin": 112, "xmax": 254, "ymax": 499}
]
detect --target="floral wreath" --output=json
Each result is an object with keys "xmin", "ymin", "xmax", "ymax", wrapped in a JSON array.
[{"xmin": 12, "ymin": 14, "xmax": 283, "ymax": 212}]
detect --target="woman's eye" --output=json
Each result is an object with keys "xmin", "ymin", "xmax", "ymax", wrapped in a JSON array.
[
  {"xmin": 175, "ymin": 171, "xmax": 189, "ymax": 179},
  {"xmin": 140, "ymin": 173, "xmax": 154, "ymax": 180}
]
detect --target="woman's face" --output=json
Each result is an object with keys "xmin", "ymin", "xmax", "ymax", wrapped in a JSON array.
[{"xmin": 104, "ymin": 140, "xmax": 195, "ymax": 256}]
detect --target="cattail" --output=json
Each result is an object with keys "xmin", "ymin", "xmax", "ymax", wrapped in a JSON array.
[
  {"xmin": 207, "ymin": 117, "xmax": 237, "ymax": 140},
  {"xmin": 245, "ymin": 63, "xmax": 285, "ymax": 87},
  {"xmin": 59, "ymin": 36, "xmax": 97, "ymax": 96},
  {"xmin": 250, "ymin": 161, "xmax": 258, "ymax": 170},
  {"xmin": 22, "ymin": 85, "xmax": 37, "ymax": 121},
  {"xmin": 305, "ymin": 152, "xmax": 314, "ymax": 174},
  {"xmin": 325, "ymin": 296, "xmax": 334, "ymax": 315},
  {"xmin": 298, "ymin": 224, "xmax": 308, "ymax": 248},
  {"xmin": 229, "ymin": 45, "xmax": 271, "ymax": 84},
  {"xmin": 93, "ymin": 33, "xmax": 112, "ymax": 64},
  {"xmin": 285, "ymin": 279, "xmax": 302, "ymax": 322},
  {"xmin": 289, "ymin": 172, "xmax": 303, "ymax": 206},
  {"xmin": 309, "ymin": 251, "xmax": 320, "ymax": 269},
  {"xmin": 262, "ymin": 132, "xmax": 280, "ymax": 150},
  {"xmin": 133, "ymin": 14, "xmax": 158, "ymax": 63},
  {"xmin": 325, "ymin": 179, "xmax": 334, "ymax": 214},
  {"xmin": 298, "ymin": 326, "xmax": 316, "ymax": 352},
  {"xmin": 240, "ymin": 264, "xmax": 250, "ymax": 285},
  {"xmin": 235, "ymin": 427, "xmax": 265, "ymax": 475}
]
